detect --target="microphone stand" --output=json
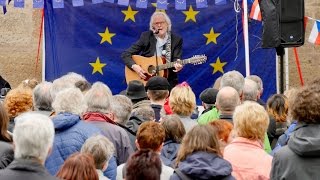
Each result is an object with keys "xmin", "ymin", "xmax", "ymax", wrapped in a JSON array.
[{"xmin": 153, "ymin": 28, "xmax": 160, "ymax": 76}]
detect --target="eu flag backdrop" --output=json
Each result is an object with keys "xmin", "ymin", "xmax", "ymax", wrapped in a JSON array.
[{"xmin": 44, "ymin": 0, "xmax": 276, "ymax": 103}]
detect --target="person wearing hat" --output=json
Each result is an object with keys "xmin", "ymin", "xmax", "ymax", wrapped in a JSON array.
[
  {"xmin": 145, "ymin": 76, "xmax": 170, "ymax": 122},
  {"xmin": 125, "ymin": 80, "xmax": 151, "ymax": 110},
  {"xmin": 197, "ymin": 88, "xmax": 220, "ymax": 125}
]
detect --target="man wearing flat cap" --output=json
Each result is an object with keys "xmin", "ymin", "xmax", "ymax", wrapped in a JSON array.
[
  {"xmin": 145, "ymin": 76, "xmax": 170, "ymax": 121},
  {"xmin": 197, "ymin": 88, "xmax": 220, "ymax": 125}
]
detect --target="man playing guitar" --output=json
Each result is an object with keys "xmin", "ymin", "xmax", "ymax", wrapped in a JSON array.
[{"xmin": 121, "ymin": 11, "xmax": 183, "ymax": 88}]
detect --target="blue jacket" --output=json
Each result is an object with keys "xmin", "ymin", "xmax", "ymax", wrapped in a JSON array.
[
  {"xmin": 170, "ymin": 151, "xmax": 234, "ymax": 180},
  {"xmin": 160, "ymin": 140, "xmax": 180, "ymax": 168},
  {"xmin": 271, "ymin": 121, "xmax": 297, "ymax": 156},
  {"xmin": 45, "ymin": 113, "xmax": 117, "ymax": 179}
]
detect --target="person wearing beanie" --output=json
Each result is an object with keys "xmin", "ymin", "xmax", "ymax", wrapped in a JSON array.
[
  {"xmin": 197, "ymin": 88, "xmax": 220, "ymax": 125},
  {"xmin": 145, "ymin": 76, "xmax": 170, "ymax": 121}
]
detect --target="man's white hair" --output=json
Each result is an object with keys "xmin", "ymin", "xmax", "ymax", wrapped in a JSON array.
[
  {"xmin": 243, "ymin": 79, "xmax": 259, "ymax": 101},
  {"xmin": 84, "ymin": 82, "xmax": 113, "ymax": 114},
  {"xmin": 13, "ymin": 112, "xmax": 54, "ymax": 162},
  {"xmin": 220, "ymin": 70, "xmax": 245, "ymax": 95},
  {"xmin": 149, "ymin": 11, "xmax": 172, "ymax": 32},
  {"xmin": 52, "ymin": 88, "xmax": 86, "ymax": 115}
]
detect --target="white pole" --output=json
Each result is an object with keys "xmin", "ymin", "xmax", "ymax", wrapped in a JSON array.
[
  {"xmin": 243, "ymin": 0, "xmax": 250, "ymax": 77},
  {"xmin": 285, "ymin": 48, "xmax": 289, "ymax": 91},
  {"xmin": 42, "ymin": 17, "xmax": 46, "ymax": 82},
  {"xmin": 276, "ymin": 55, "xmax": 279, "ymax": 94}
]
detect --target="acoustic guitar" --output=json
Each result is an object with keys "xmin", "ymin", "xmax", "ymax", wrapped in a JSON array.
[{"xmin": 125, "ymin": 55, "xmax": 207, "ymax": 85}]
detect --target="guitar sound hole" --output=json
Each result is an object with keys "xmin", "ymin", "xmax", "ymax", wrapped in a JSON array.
[{"xmin": 148, "ymin": 65, "xmax": 156, "ymax": 75}]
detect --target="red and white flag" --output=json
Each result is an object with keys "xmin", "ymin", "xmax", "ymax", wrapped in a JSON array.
[
  {"xmin": 250, "ymin": 0, "xmax": 261, "ymax": 21},
  {"xmin": 308, "ymin": 21, "xmax": 320, "ymax": 45}
]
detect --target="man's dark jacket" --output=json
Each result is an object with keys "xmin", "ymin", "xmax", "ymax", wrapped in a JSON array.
[{"xmin": 121, "ymin": 31, "xmax": 183, "ymax": 87}]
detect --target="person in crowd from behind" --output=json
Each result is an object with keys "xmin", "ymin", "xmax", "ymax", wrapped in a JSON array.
[
  {"xmin": 160, "ymin": 115, "xmax": 186, "ymax": 167},
  {"xmin": 0, "ymin": 103, "xmax": 13, "ymax": 169},
  {"xmin": 45, "ymin": 88, "xmax": 102, "ymax": 175},
  {"xmin": 270, "ymin": 82, "xmax": 320, "ymax": 180},
  {"xmin": 18, "ymin": 78, "xmax": 39, "ymax": 89},
  {"xmin": 121, "ymin": 11, "xmax": 183, "ymax": 88},
  {"xmin": 110, "ymin": 95, "xmax": 137, "ymax": 150},
  {"xmin": 126, "ymin": 149, "xmax": 162, "ymax": 180},
  {"xmin": 110, "ymin": 95, "xmax": 133, "ymax": 126},
  {"xmin": 0, "ymin": 75, "xmax": 11, "ymax": 90},
  {"xmin": 272, "ymin": 88, "xmax": 299, "ymax": 154},
  {"xmin": 197, "ymin": 88, "xmax": 219, "ymax": 125},
  {"xmin": 220, "ymin": 70, "xmax": 245, "ymax": 100},
  {"xmin": 0, "ymin": 112, "xmax": 56, "ymax": 180},
  {"xmin": 117, "ymin": 121, "xmax": 173, "ymax": 180},
  {"xmin": 169, "ymin": 82, "xmax": 197, "ymax": 132},
  {"xmin": 209, "ymin": 120, "xmax": 233, "ymax": 153},
  {"xmin": 3, "ymin": 87, "xmax": 33, "ymax": 132},
  {"xmin": 212, "ymin": 76, "xmax": 222, "ymax": 89},
  {"xmin": 75, "ymin": 79, "xmax": 92, "ymax": 93},
  {"xmin": 224, "ymin": 101, "xmax": 272, "ymax": 180},
  {"xmin": 241, "ymin": 79, "xmax": 272, "ymax": 153},
  {"xmin": 215, "ymin": 86, "xmax": 240, "ymax": 123},
  {"xmin": 132, "ymin": 106, "xmax": 155, "ymax": 122},
  {"xmin": 0, "ymin": 103, "xmax": 12, "ymax": 143},
  {"xmin": 56, "ymin": 152, "xmax": 98, "ymax": 180},
  {"xmin": 247, "ymin": 75, "xmax": 265, "ymax": 107},
  {"xmin": 266, "ymin": 94, "xmax": 288, "ymax": 148},
  {"xmin": 81, "ymin": 135, "xmax": 115, "ymax": 180},
  {"xmin": 50, "ymin": 72, "xmax": 87, "ymax": 101},
  {"xmin": 171, "ymin": 125, "xmax": 234, "ymax": 180},
  {"xmin": 242, "ymin": 79, "xmax": 259, "ymax": 102},
  {"xmin": 32, "ymin": 81, "xmax": 54, "ymax": 116},
  {"xmin": 125, "ymin": 80, "xmax": 150, "ymax": 109},
  {"xmin": 83, "ymin": 82, "xmax": 133, "ymax": 165},
  {"xmin": 145, "ymin": 76, "xmax": 170, "ymax": 122}
]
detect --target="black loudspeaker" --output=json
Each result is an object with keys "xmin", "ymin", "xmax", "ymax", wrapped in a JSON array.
[{"xmin": 279, "ymin": 0, "xmax": 305, "ymax": 47}]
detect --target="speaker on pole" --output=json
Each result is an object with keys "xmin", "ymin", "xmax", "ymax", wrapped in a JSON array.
[
  {"xmin": 279, "ymin": 0, "xmax": 305, "ymax": 47},
  {"xmin": 259, "ymin": 0, "xmax": 305, "ymax": 48}
]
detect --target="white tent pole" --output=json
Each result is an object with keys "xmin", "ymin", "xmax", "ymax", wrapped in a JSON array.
[
  {"xmin": 243, "ymin": 0, "xmax": 250, "ymax": 77},
  {"xmin": 42, "ymin": 17, "xmax": 45, "ymax": 82},
  {"xmin": 285, "ymin": 48, "xmax": 289, "ymax": 91}
]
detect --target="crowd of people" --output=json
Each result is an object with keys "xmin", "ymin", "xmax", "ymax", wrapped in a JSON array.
[{"xmin": 0, "ymin": 69, "xmax": 319, "ymax": 180}]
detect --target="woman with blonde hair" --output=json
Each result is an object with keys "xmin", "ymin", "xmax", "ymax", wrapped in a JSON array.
[
  {"xmin": 170, "ymin": 125, "xmax": 234, "ymax": 180},
  {"xmin": 224, "ymin": 101, "xmax": 272, "ymax": 180},
  {"xmin": 169, "ymin": 82, "xmax": 197, "ymax": 132}
]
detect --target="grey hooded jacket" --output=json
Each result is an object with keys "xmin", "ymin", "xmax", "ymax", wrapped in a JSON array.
[{"xmin": 271, "ymin": 122, "xmax": 320, "ymax": 180}]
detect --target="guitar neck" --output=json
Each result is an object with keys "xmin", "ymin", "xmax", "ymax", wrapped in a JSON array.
[{"xmin": 158, "ymin": 58, "xmax": 193, "ymax": 71}]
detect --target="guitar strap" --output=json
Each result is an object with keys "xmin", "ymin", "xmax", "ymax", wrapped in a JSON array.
[{"xmin": 164, "ymin": 32, "xmax": 172, "ymax": 63}]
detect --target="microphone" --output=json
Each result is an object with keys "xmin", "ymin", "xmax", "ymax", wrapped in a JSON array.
[{"xmin": 152, "ymin": 27, "xmax": 159, "ymax": 34}]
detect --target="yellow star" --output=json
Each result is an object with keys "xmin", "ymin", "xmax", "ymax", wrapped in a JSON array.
[
  {"xmin": 151, "ymin": 3, "xmax": 167, "ymax": 13},
  {"xmin": 182, "ymin": 6, "xmax": 199, "ymax": 22},
  {"xmin": 203, "ymin": 27, "xmax": 221, "ymax": 45},
  {"xmin": 89, "ymin": 57, "xmax": 107, "ymax": 75},
  {"xmin": 98, "ymin": 27, "xmax": 116, "ymax": 44},
  {"xmin": 210, "ymin": 57, "xmax": 227, "ymax": 74},
  {"xmin": 121, "ymin": 5, "xmax": 139, "ymax": 22}
]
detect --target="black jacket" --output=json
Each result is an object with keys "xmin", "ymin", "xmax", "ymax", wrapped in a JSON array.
[
  {"xmin": 0, "ymin": 141, "xmax": 14, "ymax": 169},
  {"xmin": 0, "ymin": 158, "xmax": 57, "ymax": 180},
  {"xmin": 121, "ymin": 31, "xmax": 183, "ymax": 87}
]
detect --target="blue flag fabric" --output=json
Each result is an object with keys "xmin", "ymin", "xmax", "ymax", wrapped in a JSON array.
[
  {"xmin": 52, "ymin": 0, "xmax": 64, "ymax": 8},
  {"xmin": 44, "ymin": 0, "xmax": 276, "ymax": 103},
  {"xmin": 14, "ymin": 0, "xmax": 24, "ymax": 8},
  {"xmin": 33, "ymin": 0, "xmax": 44, "ymax": 8}
]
